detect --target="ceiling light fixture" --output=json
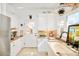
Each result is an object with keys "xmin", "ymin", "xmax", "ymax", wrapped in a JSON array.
[{"xmin": 58, "ymin": 8, "xmax": 65, "ymax": 15}]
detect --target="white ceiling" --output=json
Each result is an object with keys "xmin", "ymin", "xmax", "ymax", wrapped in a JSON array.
[
  {"xmin": 6, "ymin": 3, "xmax": 75, "ymax": 17},
  {"xmin": 6, "ymin": 3, "xmax": 61, "ymax": 15},
  {"xmin": 6, "ymin": 3, "xmax": 61, "ymax": 17},
  {"xmin": 6, "ymin": 3, "xmax": 74, "ymax": 13},
  {"xmin": 7, "ymin": 3, "xmax": 59, "ymax": 10}
]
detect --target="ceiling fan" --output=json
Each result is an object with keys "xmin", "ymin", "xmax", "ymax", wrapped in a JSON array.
[
  {"xmin": 60, "ymin": 3, "xmax": 79, "ymax": 10},
  {"xmin": 58, "ymin": 3, "xmax": 79, "ymax": 15}
]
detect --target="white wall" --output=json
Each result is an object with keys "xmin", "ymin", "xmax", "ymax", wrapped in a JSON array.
[{"xmin": 0, "ymin": 3, "xmax": 6, "ymax": 15}]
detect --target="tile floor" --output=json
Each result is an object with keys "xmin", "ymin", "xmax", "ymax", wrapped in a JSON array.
[{"xmin": 17, "ymin": 47, "xmax": 48, "ymax": 56}]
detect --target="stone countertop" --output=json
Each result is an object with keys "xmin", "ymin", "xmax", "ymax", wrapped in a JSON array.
[{"xmin": 48, "ymin": 39, "xmax": 78, "ymax": 56}]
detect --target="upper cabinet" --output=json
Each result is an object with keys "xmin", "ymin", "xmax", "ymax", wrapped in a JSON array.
[
  {"xmin": 38, "ymin": 14, "xmax": 48, "ymax": 30},
  {"xmin": 38, "ymin": 14, "xmax": 58, "ymax": 30},
  {"xmin": 47, "ymin": 14, "xmax": 57, "ymax": 29}
]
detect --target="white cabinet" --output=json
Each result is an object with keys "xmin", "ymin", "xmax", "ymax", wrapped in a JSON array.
[
  {"xmin": 10, "ymin": 41, "xmax": 17, "ymax": 56},
  {"xmin": 11, "ymin": 35, "xmax": 37, "ymax": 56},
  {"xmin": 10, "ymin": 37, "xmax": 24, "ymax": 56},
  {"xmin": 38, "ymin": 38, "xmax": 48, "ymax": 52},
  {"xmin": 38, "ymin": 14, "xmax": 57, "ymax": 30},
  {"xmin": 38, "ymin": 14, "xmax": 48, "ymax": 30},
  {"xmin": 24, "ymin": 34, "xmax": 37, "ymax": 47},
  {"xmin": 48, "ymin": 46, "xmax": 56, "ymax": 56},
  {"xmin": 47, "ymin": 14, "xmax": 57, "ymax": 29}
]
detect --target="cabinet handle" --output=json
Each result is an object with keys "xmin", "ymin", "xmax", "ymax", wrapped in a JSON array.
[{"xmin": 56, "ymin": 52, "xmax": 62, "ymax": 56}]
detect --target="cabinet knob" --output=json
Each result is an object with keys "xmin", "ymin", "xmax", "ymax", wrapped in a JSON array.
[{"xmin": 56, "ymin": 52, "xmax": 62, "ymax": 56}]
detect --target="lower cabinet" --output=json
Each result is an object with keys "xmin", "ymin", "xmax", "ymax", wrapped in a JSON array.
[
  {"xmin": 10, "ymin": 37, "xmax": 24, "ymax": 56},
  {"xmin": 10, "ymin": 35, "xmax": 37, "ymax": 56},
  {"xmin": 24, "ymin": 34, "xmax": 37, "ymax": 47},
  {"xmin": 48, "ymin": 46, "xmax": 56, "ymax": 56},
  {"xmin": 38, "ymin": 38, "xmax": 49, "ymax": 52}
]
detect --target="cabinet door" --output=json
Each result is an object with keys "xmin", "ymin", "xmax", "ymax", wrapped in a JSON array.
[
  {"xmin": 0, "ymin": 14, "xmax": 10, "ymax": 56},
  {"xmin": 24, "ymin": 35, "xmax": 37, "ymax": 47},
  {"xmin": 19, "ymin": 38, "xmax": 24, "ymax": 54},
  {"xmin": 38, "ymin": 38, "xmax": 48, "ymax": 52},
  {"xmin": 20, "ymin": 37, "xmax": 24, "ymax": 48},
  {"xmin": 48, "ymin": 48, "xmax": 56, "ymax": 56},
  {"xmin": 10, "ymin": 42, "xmax": 17, "ymax": 56},
  {"xmin": 38, "ymin": 14, "xmax": 48, "ymax": 30},
  {"xmin": 15, "ymin": 38, "xmax": 24, "ymax": 55},
  {"xmin": 47, "ymin": 14, "xmax": 56, "ymax": 29}
]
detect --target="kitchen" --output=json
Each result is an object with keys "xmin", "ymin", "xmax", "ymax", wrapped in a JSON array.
[{"xmin": 0, "ymin": 3, "xmax": 79, "ymax": 56}]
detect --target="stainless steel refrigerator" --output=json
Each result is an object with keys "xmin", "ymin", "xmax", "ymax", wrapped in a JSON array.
[{"xmin": 0, "ymin": 14, "xmax": 10, "ymax": 56}]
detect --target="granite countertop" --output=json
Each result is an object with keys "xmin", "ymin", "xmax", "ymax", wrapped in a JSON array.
[{"xmin": 48, "ymin": 39, "xmax": 78, "ymax": 56}]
